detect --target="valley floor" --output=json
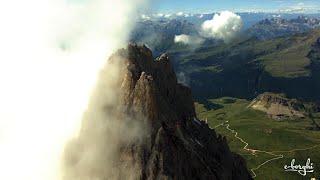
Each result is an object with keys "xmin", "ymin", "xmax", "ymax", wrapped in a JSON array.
[{"xmin": 195, "ymin": 97, "xmax": 320, "ymax": 179}]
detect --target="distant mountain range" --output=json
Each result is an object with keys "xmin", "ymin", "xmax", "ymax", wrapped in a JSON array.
[
  {"xmin": 248, "ymin": 15, "xmax": 320, "ymax": 40},
  {"xmin": 140, "ymin": 12, "xmax": 320, "ymax": 29},
  {"xmin": 131, "ymin": 14, "xmax": 320, "ymax": 55}
]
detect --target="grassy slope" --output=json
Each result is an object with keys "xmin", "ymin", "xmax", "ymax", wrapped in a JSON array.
[
  {"xmin": 181, "ymin": 30, "xmax": 320, "ymax": 78},
  {"xmin": 255, "ymin": 31, "xmax": 320, "ymax": 78},
  {"xmin": 195, "ymin": 98, "xmax": 320, "ymax": 179},
  {"xmin": 171, "ymin": 30, "xmax": 320, "ymax": 102}
]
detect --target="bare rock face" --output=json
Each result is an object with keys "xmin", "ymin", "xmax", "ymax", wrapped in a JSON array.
[
  {"xmin": 63, "ymin": 44, "xmax": 252, "ymax": 180},
  {"xmin": 249, "ymin": 92, "xmax": 306, "ymax": 119}
]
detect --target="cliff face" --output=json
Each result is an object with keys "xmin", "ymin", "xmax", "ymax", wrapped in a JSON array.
[
  {"xmin": 249, "ymin": 92, "xmax": 306, "ymax": 119},
  {"xmin": 63, "ymin": 44, "xmax": 252, "ymax": 180}
]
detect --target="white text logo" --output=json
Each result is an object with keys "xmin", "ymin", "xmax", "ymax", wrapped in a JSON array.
[{"xmin": 284, "ymin": 158, "xmax": 314, "ymax": 176}]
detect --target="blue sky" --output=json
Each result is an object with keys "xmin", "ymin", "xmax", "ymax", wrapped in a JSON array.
[{"xmin": 151, "ymin": 0, "xmax": 320, "ymax": 13}]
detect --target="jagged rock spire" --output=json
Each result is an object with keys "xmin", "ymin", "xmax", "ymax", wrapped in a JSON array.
[{"xmin": 62, "ymin": 44, "xmax": 252, "ymax": 180}]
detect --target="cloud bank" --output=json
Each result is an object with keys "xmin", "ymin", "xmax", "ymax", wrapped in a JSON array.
[
  {"xmin": 201, "ymin": 11, "xmax": 243, "ymax": 42},
  {"xmin": 62, "ymin": 53, "xmax": 150, "ymax": 180},
  {"xmin": 0, "ymin": 0, "xmax": 149, "ymax": 180}
]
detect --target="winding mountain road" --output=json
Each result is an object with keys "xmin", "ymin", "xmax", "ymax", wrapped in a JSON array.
[{"xmin": 213, "ymin": 121, "xmax": 320, "ymax": 178}]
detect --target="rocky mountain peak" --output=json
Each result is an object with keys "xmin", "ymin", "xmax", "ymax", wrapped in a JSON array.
[
  {"xmin": 258, "ymin": 18, "xmax": 287, "ymax": 26},
  {"xmin": 113, "ymin": 44, "xmax": 196, "ymax": 123},
  {"xmin": 63, "ymin": 44, "xmax": 252, "ymax": 180},
  {"xmin": 258, "ymin": 18, "xmax": 271, "ymax": 25},
  {"xmin": 291, "ymin": 15, "xmax": 320, "ymax": 26}
]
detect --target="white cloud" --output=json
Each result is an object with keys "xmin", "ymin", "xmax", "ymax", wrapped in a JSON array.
[
  {"xmin": 201, "ymin": 11, "xmax": 243, "ymax": 43},
  {"xmin": 164, "ymin": 14, "xmax": 172, "ymax": 18},
  {"xmin": 174, "ymin": 34, "xmax": 204, "ymax": 46},
  {"xmin": 176, "ymin": 12, "xmax": 184, "ymax": 16},
  {"xmin": 174, "ymin": 34, "xmax": 190, "ymax": 44},
  {"xmin": 282, "ymin": 7, "xmax": 306, "ymax": 13},
  {"xmin": 0, "ymin": 0, "xmax": 149, "ymax": 179},
  {"xmin": 141, "ymin": 14, "xmax": 151, "ymax": 20},
  {"xmin": 280, "ymin": 2, "xmax": 316, "ymax": 13},
  {"xmin": 177, "ymin": 72, "xmax": 190, "ymax": 87}
]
